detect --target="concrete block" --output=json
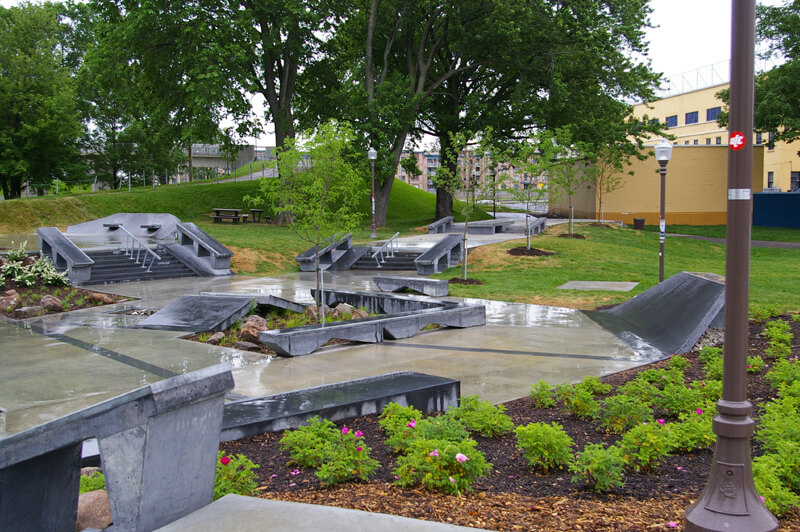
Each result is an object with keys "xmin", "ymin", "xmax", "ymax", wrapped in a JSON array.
[
  {"xmin": 373, "ymin": 275, "xmax": 449, "ymax": 297},
  {"xmin": 136, "ymin": 295, "xmax": 254, "ymax": 332}
]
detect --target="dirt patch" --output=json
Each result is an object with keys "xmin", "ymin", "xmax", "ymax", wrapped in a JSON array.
[
  {"xmin": 507, "ymin": 247, "xmax": 555, "ymax": 257},
  {"xmin": 222, "ymin": 317, "xmax": 800, "ymax": 531},
  {"xmin": 558, "ymin": 233, "xmax": 586, "ymax": 239},
  {"xmin": 448, "ymin": 277, "xmax": 484, "ymax": 285}
]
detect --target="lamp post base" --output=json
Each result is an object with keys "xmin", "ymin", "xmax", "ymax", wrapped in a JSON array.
[{"xmin": 684, "ymin": 402, "xmax": 778, "ymax": 532}]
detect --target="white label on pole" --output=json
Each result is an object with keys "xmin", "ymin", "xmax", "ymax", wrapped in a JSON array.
[
  {"xmin": 659, "ymin": 220, "xmax": 665, "ymax": 232},
  {"xmin": 728, "ymin": 188, "xmax": 751, "ymax": 200}
]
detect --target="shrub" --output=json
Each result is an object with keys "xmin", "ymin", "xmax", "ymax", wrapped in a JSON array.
[
  {"xmin": 619, "ymin": 423, "xmax": 671, "ymax": 472},
  {"xmin": 690, "ymin": 379, "xmax": 722, "ymax": 402},
  {"xmin": 667, "ymin": 411, "xmax": 716, "ymax": 452},
  {"xmin": 393, "ymin": 438, "xmax": 491, "ymax": 495},
  {"xmin": 28, "ymin": 257, "xmax": 68, "ymax": 286},
  {"xmin": 5, "ymin": 240, "xmax": 28, "ymax": 262},
  {"xmin": 448, "ymin": 395, "xmax": 514, "ymax": 437},
  {"xmin": 575, "ymin": 375, "xmax": 612, "ymax": 396},
  {"xmin": 757, "ymin": 395, "xmax": 800, "ymax": 453},
  {"xmin": 753, "ymin": 454, "xmax": 800, "ymax": 516},
  {"xmin": 384, "ymin": 412, "xmax": 468, "ymax": 454},
  {"xmin": 80, "ymin": 471, "xmax": 106, "ymax": 493},
  {"xmin": 617, "ymin": 378, "xmax": 659, "ymax": 406},
  {"xmin": 569, "ymin": 443, "xmax": 625, "ymax": 493},
  {"xmin": 764, "ymin": 320, "xmax": 793, "ymax": 360},
  {"xmin": 561, "ymin": 386, "xmax": 600, "ymax": 420},
  {"xmin": 279, "ymin": 417, "xmax": 379, "ymax": 486},
  {"xmin": 514, "ymin": 422, "xmax": 574, "ymax": 471},
  {"xmin": 637, "ymin": 367, "xmax": 684, "ymax": 389},
  {"xmin": 766, "ymin": 359, "xmax": 800, "ymax": 391},
  {"xmin": 652, "ymin": 382, "xmax": 704, "ymax": 417},
  {"xmin": 750, "ymin": 304, "xmax": 782, "ymax": 322},
  {"xmin": 667, "ymin": 355, "xmax": 691, "ymax": 372},
  {"xmin": 214, "ymin": 452, "xmax": 259, "ymax": 500},
  {"xmin": 747, "ymin": 355, "xmax": 766, "ymax": 373},
  {"xmin": 599, "ymin": 394, "xmax": 653, "ymax": 434},
  {"xmin": 529, "ymin": 380, "xmax": 556, "ymax": 409},
  {"xmin": 698, "ymin": 346, "xmax": 724, "ymax": 381},
  {"xmin": 378, "ymin": 403, "xmax": 423, "ymax": 439}
]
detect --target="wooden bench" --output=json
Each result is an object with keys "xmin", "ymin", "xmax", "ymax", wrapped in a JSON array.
[
  {"xmin": 428, "ymin": 216, "xmax": 454, "ymax": 234},
  {"xmin": 248, "ymin": 209, "xmax": 265, "ymax": 223},
  {"xmin": 211, "ymin": 208, "xmax": 247, "ymax": 224}
]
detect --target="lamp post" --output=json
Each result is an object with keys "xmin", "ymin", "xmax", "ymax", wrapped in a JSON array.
[
  {"xmin": 654, "ymin": 138, "xmax": 673, "ymax": 283},
  {"xmin": 684, "ymin": 1, "xmax": 777, "ymax": 530},
  {"xmin": 368, "ymin": 147, "xmax": 378, "ymax": 239}
]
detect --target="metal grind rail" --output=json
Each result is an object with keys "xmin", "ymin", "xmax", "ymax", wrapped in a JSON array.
[
  {"xmin": 117, "ymin": 226, "xmax": 161, "ymax": 271},
  {"xmin": 371, "ymin": 232, "xmax": 400, "ymax": 267}
]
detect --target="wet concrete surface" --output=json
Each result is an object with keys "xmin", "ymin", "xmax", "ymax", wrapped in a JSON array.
[{"xmin": 0, "ymin": 268, "xmax": 663, "ymax": 438}]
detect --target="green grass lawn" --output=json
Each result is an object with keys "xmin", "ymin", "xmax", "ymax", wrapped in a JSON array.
[
  {"xmin": 644, "ymin": 224, "xmax": 800, "ymax": 243},
  {"xmin": 436, "ymin": 223, "xmax": 800, "ymax": 313}
]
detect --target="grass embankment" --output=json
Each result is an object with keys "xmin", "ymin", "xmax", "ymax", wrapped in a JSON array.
[{"xmin": 436, "ymin": 223, "xmax": 800, "ymax": 312}]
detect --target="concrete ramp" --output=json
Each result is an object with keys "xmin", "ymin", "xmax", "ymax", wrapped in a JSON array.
[
  {"xmin": 584, "ymin": 272, "xmax": 724, "ymax": 356},
  {"xmin": 136, "ymin": 294, "xmax": 254, "ymax": 332}
]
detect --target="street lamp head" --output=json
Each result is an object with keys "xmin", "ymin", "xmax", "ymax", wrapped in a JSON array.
[
  {"xmin": 654, "ymin": 138, "xmax": 673, "ymax": 163},
  {"xmin": 367, "ymin": 147, "xmax": 378, "ymax": 161}
]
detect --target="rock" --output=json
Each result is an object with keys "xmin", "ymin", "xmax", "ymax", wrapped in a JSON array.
[
  {"xmin": 207, "ymin": 331, "xmax": 225, "ymax": 345},
  {"xmin": 14, "ymin": 306, "xmax": 43, "ymax": 319},
  {"xmin": 332, "ymin": 303, "xmax": 355, "ymax": 319},
  {"xmin": 234, "ymin": 340, "xmax": 262, "ymax": 352},
  {"xmin": 239, "ymin": 315, "xmax": 269, "ymax": 342},
  {"xmin": 351, "ymin": 309, "xmax": 369, "ymax": 319},
  {"xmin": 40, "ymin": 295, "xmax": 62, "ymax": 312},
  {"xmin": 3, "ymin": 289, "xmax": 19, "ymax": 299},
  {"xmin": 304, "ymin": 305, "xmax": 320, "ymax": 321},
  {"xmin": 89, "ymin": 292, "xmax": 115, "ymax": 304},
  {"xmin": 80, "ymin": 466, "xmax": 102, "ymax": 478},
  {"xmin": 76, "ymin": 489, "xmax": 113, "ymax": 531},
  {"xmin": 0, "ymin": 295, "xmax": 21, "ymax": 311}
]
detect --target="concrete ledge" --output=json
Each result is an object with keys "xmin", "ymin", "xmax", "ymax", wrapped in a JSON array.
[
  {"xmin": 220, "ymin": 372, "xmax": 460, "ymax": 441},
  {"xmin": 175, "ymin": 222, "xmax": 233, "ymax": 272},
  {"xmin": 156, "ymin": 494, "xmax": 483, "ymax": 532},
  {"xmin": 427, "ymin": 216, "xmax": 454, "ymax": 234},
  {"xmin": 467, "ymin": 219, "xmax": 513, "ymax": 234},
  {"xmin": 68, "ymin": 213, "xmax": 181, "ymax": 241},
  {"xmin": 37, "ymin": 227, "xmax": 94, "ymax": 284},
  {"xmin": 373, "ymin": 275, "xmax": 449, "ymax": 297},
  {"xmin": 296, "ymin": 233, "xmax": 353, "ymax": 272},
  {"xmin": 414, "ymin": 235, "xmax": 463, "ymax": 276}
]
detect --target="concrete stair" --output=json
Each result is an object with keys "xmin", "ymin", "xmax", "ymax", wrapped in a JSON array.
[
  {"xmin": 83, "ymin": 247, "xmax": 198, "ymax": 284},
  {"xmin": 349, "ymin": 251, "xmax": 420, "ymax": 271}
]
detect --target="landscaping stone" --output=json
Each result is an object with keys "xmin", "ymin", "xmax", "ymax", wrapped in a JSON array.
[
  {"xmin": 332, "ymin": 303, "xmax": 355, "ymax": 319},
  {"xmin": 76, "ymin": 490, "xmax": 112, "ymax": 531},
  {"xmin": 0, "ymin": 294, "xmax": 20, "ymax": 310},
  {"xmin": 234, "ymin": 340, "xmax": 262, "ymax": 352},
  {"xmin": 89, "ymin": 292, "xmax": 115, "ymax": 304},
  {"xmin": 3, "ymin": 289, "xmax": 20, "ymax": 299},
  {"xmin": 207, "ymin": 332, "xmax": 225, "ymax": 345},
  {"xmin": 14, "ymin": 306, "xmax": 42, "ymax": 318},
  {"xmin": 40, "ymin": 295, "xmax": 62, "ymax": 312},
  {"xmin": 352, "ymin": 308, "xmax": 369, "ymax": 319},
  {"xmin": 239, "ymin": 315, "xmax": 269, "ymax": 342}
]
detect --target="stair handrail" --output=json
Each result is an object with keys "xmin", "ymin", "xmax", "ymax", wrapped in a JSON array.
[
  {"xmin": 117, "ymin": 226, "xmax": 161, "ymax": 272},
  {"xmin": 371, "ymin": 232, "xmax": 401, "ymax": 267}
]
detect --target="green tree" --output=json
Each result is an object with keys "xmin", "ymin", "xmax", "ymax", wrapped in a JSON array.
[
  {"xmin": 543, "ymin": 128, "xmax": 593, "ymax": 235},
  {"xmin": 589, "ymin": 144, "xmax": 637, "ymax": 223},
  {"xmin": 0, "ymin": 3, "xmax": 85, "ymax": 199},
  {"xmin": 246, "ymin": 120, "xmax": 366, "ymax": 305}
]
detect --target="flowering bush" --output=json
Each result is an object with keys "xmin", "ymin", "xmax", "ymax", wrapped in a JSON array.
[
  {"xmin": 690, "ymin": 379, "xmax": 722, "ymax": 402},
  {"xmin": 514, "ymin": 422, "xmax": 574, "ymax": 471},
  {"xmin": 393, "ymin": 438, "xmax": 491, "ymax": 495},
  {"xmin": 529, "ymin": 380, "xmax": 556, "ymax": 409},
  {"xmin": 747, "ymin": 355, "xmax": 766, "ymax": 373},
  {"xmin": 698, "ymin": 346, "xmax": 724, "ymax": 380},
  {"xmin": 575, "ymin": 375, "xmax": 612, "ymax": 396},
  {"xmin": 619, "ymin": 422, "xmax": 671, "ymax": 472},
  {"xmin": 561, "ymin": 386, "xmax": 600, "ymax": 420},
  {"xmin": 753, "ymin": 454, "xmax": 800, "ymax": 516},
  {"xmin": 667, "ymin": 355, "xmax": 691, "ymax": 371},
  {"xmin": 766, "ymin": 359, "xmax": 800, "ymax": 390},
  {"xmin": 214, "ymin": 451, "xmax": 259, "ymax": 500},
  {"xmin": 279, "ymin": 417, "xmax": 379, "ymax": 485},
  {"xmin": 764, "ymin": 320, "xmax": 793, "ymax": 356},
  {"xmin": 383, "ymin": 412, "xmax": 468, "ymax": 454},
  {"xmin": 666, "ymin": 410, "xmax": 716, "ymax": 452},
  {"xmin": 448, "ymin": 395, "xmax": 514, "ymax": 437},
  {"xmin": 569, "ymin": 443, "xmax": 625, "ymax": 493},
  {"xmin": 617, "ymin": 378, "xmax": 659, "ymax": 406},
  {"xmin": 378, "ymin": 403, "xmax": 423, "ymax": 442},
  {"xmin": 757, "ymin": 395, "xmax": 800, "ymax": 453},
  {"xmin": 652, "ymin": 382, "xmax": 704, "ymax": 417},
  {"xmin": 599, "ymin": 394, "xmax": 652, "ymax": 434}
]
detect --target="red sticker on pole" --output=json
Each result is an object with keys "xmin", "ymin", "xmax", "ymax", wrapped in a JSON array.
[{"xmin": 729, "ymin": 131, "xmax": 746, "ymax": 151}]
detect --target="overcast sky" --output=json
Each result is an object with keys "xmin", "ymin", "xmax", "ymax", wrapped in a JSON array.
[{"xmin": 2, "ymin": 0, "xmax": 788, "ymax": 145}]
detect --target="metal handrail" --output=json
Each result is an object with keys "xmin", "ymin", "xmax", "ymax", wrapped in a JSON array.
[
  {"xmin": 118, "ymin": 226, "xmax": 161, "ymax": 272},
  {"xmin": 372, "ymin": 232, "xmax": 400, "ymax": 267}
]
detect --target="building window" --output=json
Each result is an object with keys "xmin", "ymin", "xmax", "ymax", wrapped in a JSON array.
[
  {"xmin": 665, "ymin": 115, "xmax": 678, "ymax": 128},
  {"xmin": 706, "ymin": 107, "xmax": 721, "ymax": 121},
  {"xmin": 756, "ymin": 132, "xmax": 763, "ymax": 145},
  {"xmin": 716, "ymin": 137, "xmax": 722, "ymax": 145},
  {"xmin": 684, "ymin": 141, "xmax": 690, "ymax": 145},
  {"xmin": 693, "ymin": 139, "xmax": 699, "ymax": 145},
  {"xmin": 685, "ymin": 111, "xmax": 699, "ymax": 124},
  {"xmin": 706, "ymin": 138, "xmax": 711, "ymax": 145},
  {"xmin": 791, "ymin": 172, "xmax": 800, "ymax": 191},
  {"xmin": 767, "ymin": 171, "xmax": 774, "ymax": 188},
  {"xmin": 768, "ymin": 132, "xmax": 775, "ymax": 150}
]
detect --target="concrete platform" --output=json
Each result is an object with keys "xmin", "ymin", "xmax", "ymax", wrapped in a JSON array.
[
  {"xmin": 156, "ymin": 494, "xmax": 486, "ymax": 532},
  {"xmin": 557, "ymin": 280, "xmax": 639, "ymax": 292}
]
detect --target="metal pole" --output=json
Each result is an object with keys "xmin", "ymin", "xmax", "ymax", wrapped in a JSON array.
[
  {"xmin": 659, "ymin": 161, "xmax": 667, "ymax": 283},
  {"xmin": 370, "ymin": 160, "xmax": 377, "ymax": 239},
  {"xmin": 685, "ymin": 1, "xmax": 778, "ymax": 529}
]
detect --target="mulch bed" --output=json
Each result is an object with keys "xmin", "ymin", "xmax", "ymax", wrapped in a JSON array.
[
  {"xmin": 558, "ymin": 233, "xmax": 586, "ymax": 239},
  {"xmin": 507, "ymin": 247, "xmax": 555, "ymax": 257},
  {"xmin": 448, "ymin": 278, "xmax": 484, "ymax": 285},
  {"xmin": 220, "ymin": 317, "xmax": 800, "ymax": 531},
  {"xmin": 0, "ymin": 278, "xmax": 128, "ymax": 319}
]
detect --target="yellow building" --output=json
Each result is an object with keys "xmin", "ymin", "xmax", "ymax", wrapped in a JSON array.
[{"xmin": 633, "ymin": 83, "xmax": 800, "ymax": 192}]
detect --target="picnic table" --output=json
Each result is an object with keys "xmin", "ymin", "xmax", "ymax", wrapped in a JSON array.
[{"xmin": 212, "ymin": 208, "xmax": 248, "ymax": 223}]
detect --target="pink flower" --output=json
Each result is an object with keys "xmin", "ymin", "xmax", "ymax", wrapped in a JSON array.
[
  {"xmin": 341, "ymin": 426, "xmax": 349, "ymax": 435},
  {"xmin": 429, "ymin": 449, "xmax": 439, "ymax": 458},
  {"xmin": 407, "ymin": 420, "xmax": 416, "ymax": 429},
  {"xmin": 761, "ymin": 496, "xmax": 765, "ymax": 503},
  {"xmin": 455, "ymin": 453, "xmax": 469, "ymax": 463},
  {"xmin": 667, "ymin": 522, "xmax": 677, "ymax": 528},
  {"xmin": 220, "ymin": 456, "xmax": 231, "ymax": 466},
  {"xmin": 355, "ymin": 430, "xmax": 364, "ymax": 438},
  {"xmin": 701, "ymin": 382, "xmax": 706, "ymax": 388},
  {"xmin": 449, "ymin": 476, "xmax": 456, "ymax": 483},
  {"xmin": 657, "ymin": 419, "xmax": 666, "ymax": 426},
  {"xmin": 289, "ymin": 482, "xmax": 296, "ymax": 487},
  {"xmin": 356, "ymin": 446, "xmax": 363, "ymax": 452},
  {"xmin": 290, "ymin": 469, "xmax": 301, "ymax": 476},
  {"xmin": 270, "ymin": 474, "xmax": 277, "ymax": 479},
  {"xmin": 747, "ymin": 364, "xmax": 751, "ymax": 369},
  {"xmin": 696, "ymin": 408, "xmax": 704, "ymax": 415},
  {"xmin": 393, "ymin": 475, "xmax": 400, "ymax": 480}
]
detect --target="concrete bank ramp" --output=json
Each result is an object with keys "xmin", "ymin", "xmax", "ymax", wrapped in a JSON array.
[{"xmin": 584, "ymin": 272, "xmax": 724, "ymax": 356}]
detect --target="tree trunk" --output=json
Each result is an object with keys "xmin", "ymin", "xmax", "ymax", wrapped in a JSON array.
[{"xmin": 435, "ymin": 189, "xmax": 453, "ymax": 220}]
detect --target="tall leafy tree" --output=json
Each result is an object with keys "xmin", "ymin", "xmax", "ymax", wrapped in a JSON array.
[{"xmin": 0, "ymin": 3, "xmax": 85, "ymax": 199}]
